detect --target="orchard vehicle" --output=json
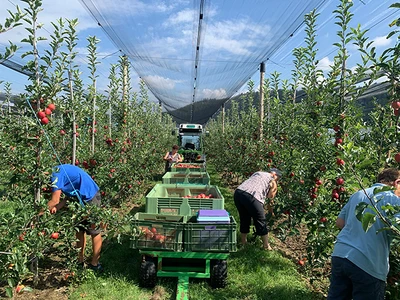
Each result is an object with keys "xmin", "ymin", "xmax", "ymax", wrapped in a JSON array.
[
  {"xmin": 173, "ymin": 124, "xmax": 208, "ymax": 163},
  {"xmin": 131, "ymin": 162, "xmax": 236, "ymax": 299}
]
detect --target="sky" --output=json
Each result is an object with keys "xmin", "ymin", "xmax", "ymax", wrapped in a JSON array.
[{"xmin": 0, "ymin": 0, "xmax": 398, "ymax": 113}]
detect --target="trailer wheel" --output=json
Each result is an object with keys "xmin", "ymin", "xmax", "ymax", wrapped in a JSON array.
[
  {"xmin": 139, "ymin": 257, "xmax": 157, "ymax": 288},
  {"xmin": 210, "ymin": 259, "xmax": 227, "ymax": 288}
]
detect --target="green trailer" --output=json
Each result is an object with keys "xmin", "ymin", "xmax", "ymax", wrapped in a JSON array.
[
  {"xmin": 145, "ymin": 183, "xmax": 224, "ymax": 216},
  {"xmin": 130, "ymin": 212, "xmax": 237, "ymax": 299},
  {"xmin": 162, "ymin": 171, "xmax": 210, "ymax": 185}
]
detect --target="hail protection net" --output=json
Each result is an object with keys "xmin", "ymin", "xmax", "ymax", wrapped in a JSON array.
[{"xmin": 78, "ymin": 0, "xmax": 327, "ymax": 124}]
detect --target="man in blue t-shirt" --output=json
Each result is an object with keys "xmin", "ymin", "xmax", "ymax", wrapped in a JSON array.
[
  {"xmin": 47, "ymin": 164, "xmax": 103, "ymax": 271},
  {"xmin": 327, "ymin": 168, "xmax": 400, "ymax": 300}
]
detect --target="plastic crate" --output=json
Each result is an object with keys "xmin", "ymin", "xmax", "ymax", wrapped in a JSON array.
[
  {"xmin": 130, "ymin": 213, "xmax": 185, "ymax": 251},
  {"xmin": 162, "ymin": 172, "xmax": 210, "ymax": 185},
  {"xmin": 184, "ymin": 216, "xmax": 237, "ymax": 252},
  {"xmin": 171, "ymin": 162, "xmax": 206, "ymax": 172},
  {"xmin": 145, "ymin": 184, "xmax": 224, "ymax": 216}
]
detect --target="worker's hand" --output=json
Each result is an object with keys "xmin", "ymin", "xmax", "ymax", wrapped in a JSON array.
[{"xmin": 50, "ymin": 207, "xmax": 57, "ymax": 214}]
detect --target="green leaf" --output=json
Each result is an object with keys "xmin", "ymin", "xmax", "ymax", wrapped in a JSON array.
[
  {"xmin": 7, "ymin": 278, "xmax": 15, "ymax": 288},
  {"xmin": 23, "ymin": 286, "xmax": 33, "ymax": 292},
  {"xmin": 373, "ymin": 185, "xmax": 394, "ymax": 195},
  {"xmin": 376, "ymin": 227, "xmax": 392, "ymax": 234},
  {"xmin": 355, "ymin": 202, "xmax": 369, "ymax": 221},
  {"xmin": 362, "ymin": 212, "xmax": 376, "ymax": 232},
  {"xmin": 5, "ymin": 287, "xmax": 13, "ymax": 298}
]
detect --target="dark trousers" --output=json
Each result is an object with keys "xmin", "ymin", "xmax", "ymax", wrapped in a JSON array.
[
  {"xmin": 233, "ymin": 189, "xmax": 268, "ymax": 236},
  {"xmin": 327, "ymin": 256, "xmax": 386, "ymax": 300}
]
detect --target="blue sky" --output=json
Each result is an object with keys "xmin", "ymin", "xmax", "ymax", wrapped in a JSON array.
[{"xmin": 0, "ymin": 0, "xmax": 398, "ymax": 108}]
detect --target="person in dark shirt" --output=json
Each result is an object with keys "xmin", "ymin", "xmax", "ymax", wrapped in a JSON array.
[{"xmin": 234, "ymin": 168, "xmax": 281, "ymax": 250}]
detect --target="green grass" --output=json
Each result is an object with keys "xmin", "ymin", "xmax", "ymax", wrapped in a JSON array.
[{"xmin": 68, "ymin": 165, "xmax": 323, "ymax": 300}]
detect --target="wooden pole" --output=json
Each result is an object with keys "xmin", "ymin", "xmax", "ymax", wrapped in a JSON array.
[
  {"xmin": 259, "ymin": 62, "xmax": 265, "ymax": 139},
  {"xmin": 222, "ymin": 103, "xmax": 225, "ymax": 134}
]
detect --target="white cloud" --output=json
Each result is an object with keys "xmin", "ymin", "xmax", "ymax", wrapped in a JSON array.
[
  {"xmin": 371, "ymin": 36, "xmax": 392, "ymax": 48},
  {"xmin": 164, "ymin": 8, "xmax": 194, "ymax": 26},
  {"xmin": 201, "ymin": 88, "xmax": 227, "ymax": 99},
  {"xmin": 143, "ymin": 75, "xmax": 176, "ymax": 90},
  {"xmin": 203, "ymin": 19, "xmax": 270, "ymax": 56},
  {"xmin": 317, "ymin": 56, "xmax": 334, "ymax": 71}
]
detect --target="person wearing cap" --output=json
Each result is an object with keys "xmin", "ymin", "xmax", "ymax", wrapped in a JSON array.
[
  {"xmin": 163, "ymin": 144, "xmax": 183, "ymax": 173},
  {"xmin": 234, "ymin": 168, "xmax": 281, "ymax": 250},
  {"xmin": 46, "ymin": 164, "xmax": 104, "ymax": 271}
]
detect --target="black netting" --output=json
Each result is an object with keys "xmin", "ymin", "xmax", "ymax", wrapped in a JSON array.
[{"xmin": 79, "ymin": 0, "xmax": 328, "ymax": 123}]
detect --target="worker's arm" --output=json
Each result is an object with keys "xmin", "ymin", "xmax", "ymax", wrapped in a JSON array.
[
  {"xmin": 47, "ymin": 190, "xmax": 66, "ymax": 214},
  {"xmin": 266, "ymin": 201, "xmax": 275, "ymax": 217},
  {"xmin": 336, "ymin": 217, "xmax": 345, "ymax": 229},
  {"xmin": 163, "ymin": 152, "xmax": 171, "ymax": 161},
  {"xmin": 267, "ymin": 180, "xmax": 278, "ymax": 199}
]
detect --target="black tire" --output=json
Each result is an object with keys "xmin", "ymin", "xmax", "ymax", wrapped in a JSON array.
[
  {"xmin": 139, "ymin": 257, "xmax": 157, "ymax": 288},
  {"xmin": 210, "ymin": 259, "xmax": 227, "ymax": 288}
]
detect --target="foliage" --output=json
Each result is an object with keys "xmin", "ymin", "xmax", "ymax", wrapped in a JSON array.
[{"xmin": 204, "ymin": 0, "xmax": 400, "ymax": 294}]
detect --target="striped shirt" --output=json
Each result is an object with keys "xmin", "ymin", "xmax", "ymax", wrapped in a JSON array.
[{"xmin": 236, "ymin": 172, "xmax": 273, "ymax": 204}]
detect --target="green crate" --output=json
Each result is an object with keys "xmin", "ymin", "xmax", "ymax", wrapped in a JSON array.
[
  {"xmin": 145, "ymin": 184, "xmax": 224, "ymax": 216},
  {"xmin": 162, "ymin": 172, "xmax": 210, "ymax": 185},
  {"xmin": 171, "ymin": 162, "xmax": 206, "ymax": 172},
  {"xmin": 130, "ymin": 213, "xmax": 185, "ymax": 251},
  {"xmin": 184, "ymin": 216, "xmax": 237, "ymax": 252}
]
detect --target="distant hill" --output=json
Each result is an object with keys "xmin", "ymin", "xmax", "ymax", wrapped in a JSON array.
[{"xmin": 166, "ymin": 81, "xmax": 390, "ymax": 125}]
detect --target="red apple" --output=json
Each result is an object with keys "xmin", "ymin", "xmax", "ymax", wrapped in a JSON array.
[
  {"xmin": 289, "ymin": 172, "xmax": 295, "ymax": 177},
  {"xmin": 395, "ymin": 153, "xmax": 400, "ymax": 163},
  {"xmin": 47, "ymin": 103, "xmax": 56, "ymax": 111},
  {"xmin": 336, "ymin": 178, "xmax": 344, "ymax": 185},
  {"xmin": 335, "ymin": 138, "xmax": 343, "ymax": 145},
  {"xmin": 320, "ymin": 217, "xmax": 327, "ymax": 223},
  {"xmin": 391, "ymin": 101, "xmax": 400, "ymax": 109},
  {"xmin": 37, "ymin": 111, "xmax": 46, "ymax": 119},
  {"xmin": 15, "ymin": 285, "xmax": 25, "ymax": 294},
  {"xmin": 315, "ymin": 179, "xmax": 322, "ymax": 186},
  {"xmin": 41, "ymin": 117, "xmax": 49, "ymax": 125},
  {"xmin": 50, "ymin": 232, "xmax": 59, "ymax": 239},
  {"xmin": 60, "ymin": 129, "xmax": 66, "ymax": 135},
  {"xmin": 332, "ymin": 190, "xmax": 340, "ymax": 199},
  {"xmin": 19, "ymin": 232, "xmax": 26, "ymax": 241},
  {"xmin": 45, "ymin": 108, "xmax": 52, "ymax": 115},
  {"xmin": 336, "ymin": 158, "xmax": 345, "ymax": 166}
]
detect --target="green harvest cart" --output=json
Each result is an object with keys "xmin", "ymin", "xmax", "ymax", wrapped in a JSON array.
[{"xmin": 130, "ymin": 185, "xmax": 237, "ymax": 299}]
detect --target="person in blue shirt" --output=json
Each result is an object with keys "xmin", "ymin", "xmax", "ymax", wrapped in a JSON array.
[
  {"xmin": 327, "ymin": 168, "xmax": 400, "ymax": 300},
  {"xmin": 47, "ymin": 164, "xmax": 103, "ymax": 271}
]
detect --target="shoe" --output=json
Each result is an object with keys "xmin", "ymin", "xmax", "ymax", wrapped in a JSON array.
[{"xmin": 87, "ymin": 263, "xmax": 104, "ymax": 272}]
